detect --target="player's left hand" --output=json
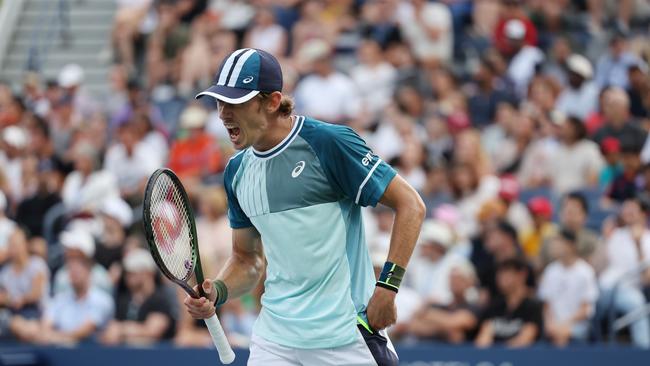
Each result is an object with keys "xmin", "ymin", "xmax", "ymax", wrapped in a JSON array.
[{"xmin": 366, "ymin": 286, "xmax": 397, "ymax": 331}]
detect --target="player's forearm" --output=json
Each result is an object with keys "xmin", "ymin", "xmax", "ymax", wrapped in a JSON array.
[
  {"xmin": 218, "ymin": 251, "xmax": 265, "ymax": 299},
  {"xmin": 217, "ymin": 227, "xmax": 266, "ymax": 300},
  {"xmin": 381, "ymin": 177, "xmax": 426, "ymax": 268}
]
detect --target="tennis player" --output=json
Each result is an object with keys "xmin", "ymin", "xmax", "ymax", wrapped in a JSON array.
[{"xmin": 185, "ymin": 48, "xmax": 425, "ymax": 366}]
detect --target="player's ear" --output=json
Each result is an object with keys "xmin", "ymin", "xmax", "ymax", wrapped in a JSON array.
[{"xmin": 264, "ymin": 91, "xmax": 283, "ymax": 114}]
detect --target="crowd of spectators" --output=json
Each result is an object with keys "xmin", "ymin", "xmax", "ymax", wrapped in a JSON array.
[{"xmin": 1, "ymin": 0, "xmax": 650, "ymax": 350}]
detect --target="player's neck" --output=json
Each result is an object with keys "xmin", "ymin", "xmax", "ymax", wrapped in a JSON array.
[{"xmin": 252, "ymin": 115, "xmax": 295, "ymax": 152}]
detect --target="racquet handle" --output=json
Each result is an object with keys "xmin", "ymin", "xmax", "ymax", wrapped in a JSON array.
[{"xmin": 204, "ymin": 314, "xmax": 236, "ymax": 364}]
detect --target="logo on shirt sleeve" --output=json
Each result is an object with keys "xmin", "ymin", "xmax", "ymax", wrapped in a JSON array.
[{"xmin": 362, "ymin": 152, "xmax": 374, "ymax": 167}]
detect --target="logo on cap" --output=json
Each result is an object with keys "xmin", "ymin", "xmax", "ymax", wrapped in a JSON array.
[{"xmin": 242, "ymin": 76, "xmax": 254, "ymax": 84}]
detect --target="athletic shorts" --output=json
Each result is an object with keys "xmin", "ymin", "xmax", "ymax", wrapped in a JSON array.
[{"xmin": 248, "ymin": 324, "xmax": 399, "ymax": 366}]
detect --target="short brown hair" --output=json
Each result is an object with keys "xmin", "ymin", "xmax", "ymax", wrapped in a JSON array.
[{"xmin": 259, "ymin": 92, "xmax": 294, "ymax": 117}]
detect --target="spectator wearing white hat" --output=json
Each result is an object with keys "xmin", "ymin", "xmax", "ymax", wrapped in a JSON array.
[
  {"xmin": 11, "ymin": 231, "xmax": 114, "ymax": 345},
  {"xmin": 100, "ymin": 248, "xmax": 176, "ymax": 345},
  {"xmin": 555, "ymin": 54, "xmax": 600, "ymax": 120},
  {"xmin": 52, "ymin": 229, "xmax": 113, "ymax": 296},
  {"xmin": 504, "ymin": 19, "xmax": 544, "ymax": 98},
  {"xmin": 57, "ymin": 63, "xmax": 100, "ymax": 120},
  {"xmin": 407, "ymin": 220, "xmax": 472, "ymax": 305},
  {"xmin": 0, "ymin": 191, "xmax": 17, "ymax": 266},
  {"xmin": 94, "ymin": 197, "xmax": 134, "ymax": 286}
]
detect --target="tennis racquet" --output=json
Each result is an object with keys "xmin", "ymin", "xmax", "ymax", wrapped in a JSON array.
[{"xmin": 142, "ymin": 168, "xmax": 235, "ymax": 364}]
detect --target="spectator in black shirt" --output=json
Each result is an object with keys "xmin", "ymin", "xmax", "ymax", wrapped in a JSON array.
[
  {"xmin": 592, "ymin": 87, "xmax": 646, "ymax": 151},
  {"xmin": 627, "ymin": 65, "xmax": 649, "ymax": 121},
  {"xmin": 100, "ymin": 248, "xmax": 176, "ymax": 345},
  {"xmin": 475, "ymin": 257, "xmax": 543, "ymax": 348}
]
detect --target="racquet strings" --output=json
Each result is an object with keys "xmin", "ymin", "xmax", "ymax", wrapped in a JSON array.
[{"xmin": 149, "ymin": 173, "xmax": 195, "ymax": 282}]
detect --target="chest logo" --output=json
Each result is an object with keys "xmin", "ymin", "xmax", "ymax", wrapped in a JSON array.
[{"xmin": 292, "ymin": 161, "xmax": 306, "ymax": 178}]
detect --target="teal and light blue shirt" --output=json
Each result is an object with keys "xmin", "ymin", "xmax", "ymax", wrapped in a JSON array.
[{"xmin": 223, "ymin": 116, "xmax": 396, "ymax": 349}]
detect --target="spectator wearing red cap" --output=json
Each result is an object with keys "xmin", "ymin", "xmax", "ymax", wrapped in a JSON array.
[
  {"xmin": 520, "ymin": 197, "xmax": 558, "ymax": 263},
  {"xmin": 498, "ymin": 175, "xmax": 532, "ymax": 234},
  {"xmin": 599, "ymin": 137, "xmax": 623, "ymax": 189}
]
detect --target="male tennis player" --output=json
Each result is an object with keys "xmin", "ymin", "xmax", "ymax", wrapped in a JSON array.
[{"xmin": 185, "ymin": 48, "xmax": 425, "ymax": 365}]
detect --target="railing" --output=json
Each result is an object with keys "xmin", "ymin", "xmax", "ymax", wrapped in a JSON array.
[
  {"xmin": 25, "ymin": 0, "xmax": 71, "ymax": 72},
  {"xmin": 0, "ymin": 0, "xmax": 26, "ymax": 71}
]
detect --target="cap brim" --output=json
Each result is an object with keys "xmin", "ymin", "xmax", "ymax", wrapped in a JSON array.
[{"xmin": 195, "ymin": 85, "xmax": 260, "ymax": 104}]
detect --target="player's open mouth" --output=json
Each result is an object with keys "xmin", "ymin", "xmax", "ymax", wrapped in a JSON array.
[{"xmin": 227, "ymin": 127, "xmax": 241, "ymax": 142}]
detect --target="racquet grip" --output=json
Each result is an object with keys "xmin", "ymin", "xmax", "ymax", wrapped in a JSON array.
[{"xmin": 204, "ymin": 314, "xmax": 236, "ymax": 364}]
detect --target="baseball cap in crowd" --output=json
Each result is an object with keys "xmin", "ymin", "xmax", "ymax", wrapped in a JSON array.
[
  {"xmin": 100, "ymin": 197, "xmax": 133, "ymax": 228},
  {"xmin": 2, "ymin": 126, "xmax": 29, "ymax": 149},
  {"xmin": 418, "ymin": 220, "xmax": 454, "ymax": 249},
  {"xmin": 123, "ymin": 248, "xmax": 157, "ymax": 273},
  {"xmin": 58, "ymin": 63, "xmax": 84, "ymax": 88},
  {"xmin": 179, "ymin": 104, "xmax": 208, "ymax": 129},
  {"xmin": 196, "ymin": 48, "xmax": 283, "ymax": 104},
  {"xmin": 505, "ymin": 19, "xmax": 526, "ymax": 40},
  {"xmin": 60, "ymin": 229, "xmax": 95, "ymax": 258},
  {"xmin": 566, "ymin": 54, "xmax": 593, "ymax": 79},
  {"xmin": 498, "ymin": 175, "xmax": 520, "ymax": 202},
  {"xmin": 601, "ymin": 137, "xmax": 621, "ymax": 154},
  {"xmin": 527, "ymin": 196, "xmax": 553, "ymax": 219}
]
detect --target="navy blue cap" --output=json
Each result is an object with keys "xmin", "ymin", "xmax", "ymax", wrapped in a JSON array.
[{"xmin": 196, "ymin": 48, "xmax": 283, "ymax": 104}]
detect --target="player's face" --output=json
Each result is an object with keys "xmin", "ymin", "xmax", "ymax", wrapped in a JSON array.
[{"xmin": 218, "ymin": 97, "xmax": 267, "ymax": 150}]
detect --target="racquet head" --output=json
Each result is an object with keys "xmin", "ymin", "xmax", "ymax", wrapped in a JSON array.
[{"xmin": 142, "ymin": 168, "xmax": 207, "ymax": 299}]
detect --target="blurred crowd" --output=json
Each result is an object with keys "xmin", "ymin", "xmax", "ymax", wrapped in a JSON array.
[{"xmin": 1, "ymin": 0, "xmax": 650, "ymax": 351}]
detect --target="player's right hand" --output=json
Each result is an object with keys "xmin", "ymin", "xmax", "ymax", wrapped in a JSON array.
[{"xmin": 184, "ymin": 279, "xmax": 217, "ymax": 319}]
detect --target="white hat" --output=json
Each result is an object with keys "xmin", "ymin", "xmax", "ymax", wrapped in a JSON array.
[
  {"xmin": 100, "ymin": 197, "xmax": 133, "ymax": 227},
  {"xmin": 566, "ymin": 54, "xmax": 593, "ymax": 79},
  {"xmin": 60, "ymin": 229, "xmax": 95, "ymax": 258},
  {"xmin": 2, "ymin": 126, "xmax": 29, "ymax": 148},
  {"xmin": 58, "ymin": 63, "xmax": 84, "ymax": 88},
  {"xmin": 180, "ymin": 105, "xmax": 208, "ymax": 129},
  {"xmin": 418, "ymin": 220, "xmax": 454, "ymax": 249},
  {"xmin": 123, "ymin": 248, "xmax": 157, "ymax": 272},
  {"xmin": 504, "ymin": 19, "xmax": 526, "ymax": 40},
  {"xmin": 297, "ymin": 39, "xmax": 332, "ymax": 64}
]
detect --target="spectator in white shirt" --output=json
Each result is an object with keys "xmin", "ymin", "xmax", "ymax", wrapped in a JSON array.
[
  {"xmin": 104, "ymin": 121, "xmax": 158, "ymax": 202},
  {"xmin": 0, "ymin": 191, "xmax": 16, "ymax": 266},
  {"xmin": 503, "ymin": 19, "xmax": 544, "ymax": 98},
  {"xmin": 555, "ymin": 54, "xmax": 600, "ymax": 120},
  {"xmin": 550, "ymin": 116, "xmax": 605, "ymax": 194},
  {"xmin": 599, "ymin": 198, "xmax": 650, "ymax": 348},
  {"xmin": 538, "ymin": 229, "xmax": 599, "ymax": 346},
  {"xmin": 62, "ymin": 142, "xmax": 119, "ymax": 214},
  {"xmin": 396, "ymin": 0, "xmax": 453, "ymax": 65},
  {"xmin": 293, "ymin": 39, "xmax": 362, "ymax": 124},
  {"xmin": 243, "ymin": 6, "xmax": 288, "ymax": 57},
  {"xmin": 350, "ymin": 39, "xmax": 397, "ymax": 125},
  {"xmin": 408, "ymin": 220, "xmax": 471, "ymax": 305}
]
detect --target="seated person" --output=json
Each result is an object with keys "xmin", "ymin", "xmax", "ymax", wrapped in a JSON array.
[
  {"xmin": 475, "ymin": 257, "xmax": 543, "ymax": 348},
  {"xmin": 0, "ymin": 228, "xmax": 49, "ymax": 339},
  {"xmin": 408, "ymin": 261, "xmax": 481, "ymax": 343},
  {"xmin": 101, "ymin": 248, "xmax": 176, "ymax": 345},
  {"xmin": 53, "ymin": 229, "xmax": 113, "ymax": 295},
  {"xmin": 538, "ymin": 229, "xmax": 598, "ymax": 346},
  {"xmin": 11, "ymin": 246, "xmax": 114, "ymax": 344}
]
